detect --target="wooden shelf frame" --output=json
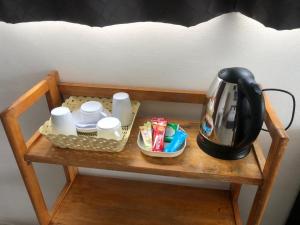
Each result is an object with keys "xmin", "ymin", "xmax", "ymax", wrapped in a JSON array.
[{"xmin": 1, "ymin": 71, "xmax": 288, "ymax": 225}]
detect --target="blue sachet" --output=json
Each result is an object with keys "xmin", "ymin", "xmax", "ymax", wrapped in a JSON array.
[{"xmin": 164, "ymin": 130, "xmax": 188, "ymax": 153}]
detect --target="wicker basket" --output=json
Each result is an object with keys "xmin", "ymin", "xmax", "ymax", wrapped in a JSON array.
[{"xmin": 39, "ymin": 96, "xmax": 140, "ymax": 152}]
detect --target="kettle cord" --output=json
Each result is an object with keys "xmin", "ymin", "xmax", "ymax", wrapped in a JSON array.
[{"xmin": 261, "ymin": 88, "xmax": 296, "ymax": 131}]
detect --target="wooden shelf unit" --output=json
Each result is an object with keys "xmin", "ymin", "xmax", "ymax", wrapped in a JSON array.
[{"xmin": 1, "ymin": 71, "xmax": 289, "ymax": 225}]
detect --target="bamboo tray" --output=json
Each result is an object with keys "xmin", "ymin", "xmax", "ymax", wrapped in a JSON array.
[{"xmin": 39, "ymin": 96, "xmax": 140, "ymax": 152}]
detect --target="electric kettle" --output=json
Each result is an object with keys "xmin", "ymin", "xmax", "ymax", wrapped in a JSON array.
[{"xmin": 197, "ymin": 67, "xmax": 265, "ymax": 160}]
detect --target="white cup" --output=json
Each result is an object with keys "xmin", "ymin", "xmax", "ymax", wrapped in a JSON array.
[
  {"xmin": 51, "ymin": 107, "xmax": 77, "ymax": 136},
  {"xmin": 80, "ymin": 101, "xmax": 109, "ymax": 124},
  {"xmin": 96, "ymin": 117, "xmax": 122, "ymax": 141},
  {"xmin": 112, "ymin": 92, "xmax": 132, "ymax": 126}
]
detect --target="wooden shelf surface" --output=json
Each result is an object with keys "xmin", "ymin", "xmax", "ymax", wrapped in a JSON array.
[
  {"xmin": 25, "ymin": 117, "xmax": 264, "ymax": 185},
  {"xmin": 50, "ymin": 175, "xmax": 237, "ymax": 225}
]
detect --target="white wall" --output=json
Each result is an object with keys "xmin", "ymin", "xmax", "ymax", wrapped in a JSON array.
[{"xmin": 0, "ymin": 13, "xmax": 299, "ymax": 225}]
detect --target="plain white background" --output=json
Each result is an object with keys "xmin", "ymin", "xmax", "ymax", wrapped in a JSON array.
[{"xmin": 0, "ymin": 13, "xmax": 299, "ymax": 225}]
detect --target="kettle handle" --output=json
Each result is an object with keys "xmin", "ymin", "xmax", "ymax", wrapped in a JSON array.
[{"xmin": 236, "ymin": 77, "xmax": 265, "ymax": 148}]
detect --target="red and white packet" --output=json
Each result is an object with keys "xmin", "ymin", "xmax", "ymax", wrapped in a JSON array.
[{"xmin": 151, "ymin": 118, "xmax": 167, "ymax": 152}]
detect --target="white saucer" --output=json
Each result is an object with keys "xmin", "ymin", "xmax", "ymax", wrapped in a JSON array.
[{"xmin": 72, "ymin": 109, "xmax": 111, "ymax": 133}]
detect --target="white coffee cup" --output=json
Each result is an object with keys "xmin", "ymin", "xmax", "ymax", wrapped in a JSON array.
[
  {"xmin": 80, "ymin": 101, "xmax": 109, "ymax": 124},
  {"xmin": 112, "ymin": 92, "xmax": 132, "ymax": 126},
  {"xmin": 51, "ymin": 106, "xmax": 77, "ymax": 136},
  {"xmin": 96, "ymin": 117, "xmax": 122, "ymax": 141}
]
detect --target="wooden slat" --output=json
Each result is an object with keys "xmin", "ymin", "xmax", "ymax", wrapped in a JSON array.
[
  {"xmin": 50, "ymin": 175, "xmax": 236, "ymax": 225},
  {"xmin": 232, "ymin": 201, "xmax": 242, "ymax": 225},
  {"xmin": 2, "ymin": 79, "xmax": 49, "ymax": 118},
  {"xmin": 49, "ymin": 180, "xmax": 76, "ymax": 219},
  {"xmin": 26, "ymin": 130, "xmax": 42, "ymax": 149},
  {"xmin": 45, "ymin": 71, "xmax": 78, "ymax": 183},
  {"xmin": 25, "ymin": 118, "xmax": 264, "ymax": 185},
  {"xmin": 263, "ymin": 93, "xmax": 287, "ymax": 139},
  {"xmin": 230, "ymin": 183, "xmax": 242, "ymax": 225},
  {"xmin": 1, "ymin": 111, "xmax": 50, "ymax": 225},
  {"xmin": 252, "ymin": 142, "xmax": 266, "ymax": 174},
  {"xmin": 230, "ymin": 183, "xmax": 241, "ymax": 203},
  {"xmin": 59, "ymin": 82, "xmax": 207, "ymax": 104},
  {"xmin": 246, "ymin": 94, "xmax": 289, "ymax": 225},
  {"xmin": 45, "ymin": 71, "xmax": 63, "ymax": 109},
  {"xmin": 247, "ymin": 136, "xmax": 288, "ymax": 225},
  {"xmin": 0, "ymin": 75, "xmax": 55, "ymax": 225}
]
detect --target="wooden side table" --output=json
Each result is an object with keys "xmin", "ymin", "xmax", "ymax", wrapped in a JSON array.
[{"xmin": 1, "ymin": 71, "xmax": 288, "ymax": 225}]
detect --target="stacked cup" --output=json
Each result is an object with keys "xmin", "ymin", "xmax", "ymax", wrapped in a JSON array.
[
  {"xmin": 51, "ymin": 107, "xmax": 77, "ymax": 136},
  {"xmin": 112, "ymin": 92, "xmax": 132, "ymax": 126},
  {"xmin": 78, "ymin": 101, "xmax": 109, "ymax": 126},
  {"xmin": 96, "ymin": 92, "xmax": 132, "ymax": 140},
  {"xmin": 96, "ymin": 117, "xmax": 122, "ymax": 141},
  {"xmin": 50, "ymin": 92, "xmax": 132, "ymax": 141}
]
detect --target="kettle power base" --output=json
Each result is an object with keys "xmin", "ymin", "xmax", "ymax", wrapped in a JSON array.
[{"xmin": 196, "ymin": 134, "xmax": 251, "ymax": 160}]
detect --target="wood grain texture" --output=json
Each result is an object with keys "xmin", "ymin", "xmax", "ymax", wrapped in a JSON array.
[
  {"xmin": 1, "ymin": 111, "xmax": 50, "ymax": 225},
  {"xmin": 45, "ymin": 71, "xmax": 78, "ymax": 183},
  {"xmin": 0, "ymin": 72, "xmax": 77, "ymax": 225},
  {"xmin": 246, "ymin": 93, "xmax": 289, "ymax": 225},
  {"xmin": 49, "ymin": 181, "xmax": 75, "ymax": 220},
  {"xmin": 230, "ymin": 184, "xmax": 241, "ymax": 202},
  {"xmin": 26, "ymin": 130, "xmax": 42, "ymax": 149},
  {"xmin": 45, "ymin": 71, "xmax": 63, "ymax": 109},
  {"xmin": 1, "ymin": 79, "xmax": 49, "ymax": 118},
  {"xmin": 263, "ymin": 93, "xmax": 287, "ymax": 139},
  {"xmin": 25, "ymin": 118, "xmax": 264, "ymax": 185},
  {"xmin": 59, "ymin": 82, "xmax": 207, "ymax": 104},
  {"xmin": 247, "ymin": 136, "xmax": 288, "ymax": 225},
  {"xmin": 230, "ymin": 183, "xmax": 242, "ymax": 225},
  {"xmin": 0, "ymin": 75, "xmax": 58, "ymax": 225},
  {"xmin": 50, "ymin": 175, "xmax": 237, "ymax": 225},
  {"xmin": 252, "ymin": 142, "xmax": 266, "ymax": 173}
]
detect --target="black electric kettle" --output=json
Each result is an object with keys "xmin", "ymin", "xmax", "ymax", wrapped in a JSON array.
[{"xmin": 197, "ymin": 67, "xmax": 265, "ymax": 160}]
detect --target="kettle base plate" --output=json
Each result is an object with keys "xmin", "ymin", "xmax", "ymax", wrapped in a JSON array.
[{"xmin": 197, "ymin": 134, "xmax": 251, "ymax": 160}]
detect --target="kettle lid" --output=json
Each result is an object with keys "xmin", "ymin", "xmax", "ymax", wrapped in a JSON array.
[{"xmin": 218, "ymin": 67, "xmax": 255, "ymax": 83}]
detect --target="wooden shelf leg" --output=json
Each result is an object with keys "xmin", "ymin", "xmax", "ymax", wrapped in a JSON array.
[
  {"xmin": 246, "ymin": 136, "xmax": 288, "ymax": 225},
  {"xmin": 231, "ymin": 183, "xmax": 242, "ymax": 225},
  {"xmin": 45, "ymin": 71, "xmax": 78, "ymax": 182},
  {"xmin": 63, "ymin": 166, "xmax": 78, "ymax": 182},
  {"xmin": 2, "ymin": 113, "xmax": 50, "ymax": 225}
]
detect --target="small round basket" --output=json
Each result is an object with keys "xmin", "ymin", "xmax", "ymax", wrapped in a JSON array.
[{"xmin": 137, "ymin": 128, "xmax": 187, "ymax": 158}]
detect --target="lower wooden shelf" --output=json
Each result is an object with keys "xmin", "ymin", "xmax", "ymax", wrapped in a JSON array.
[{"xmin": 50, "ymin": 175, "xmax": 238, "ymax": 225}]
